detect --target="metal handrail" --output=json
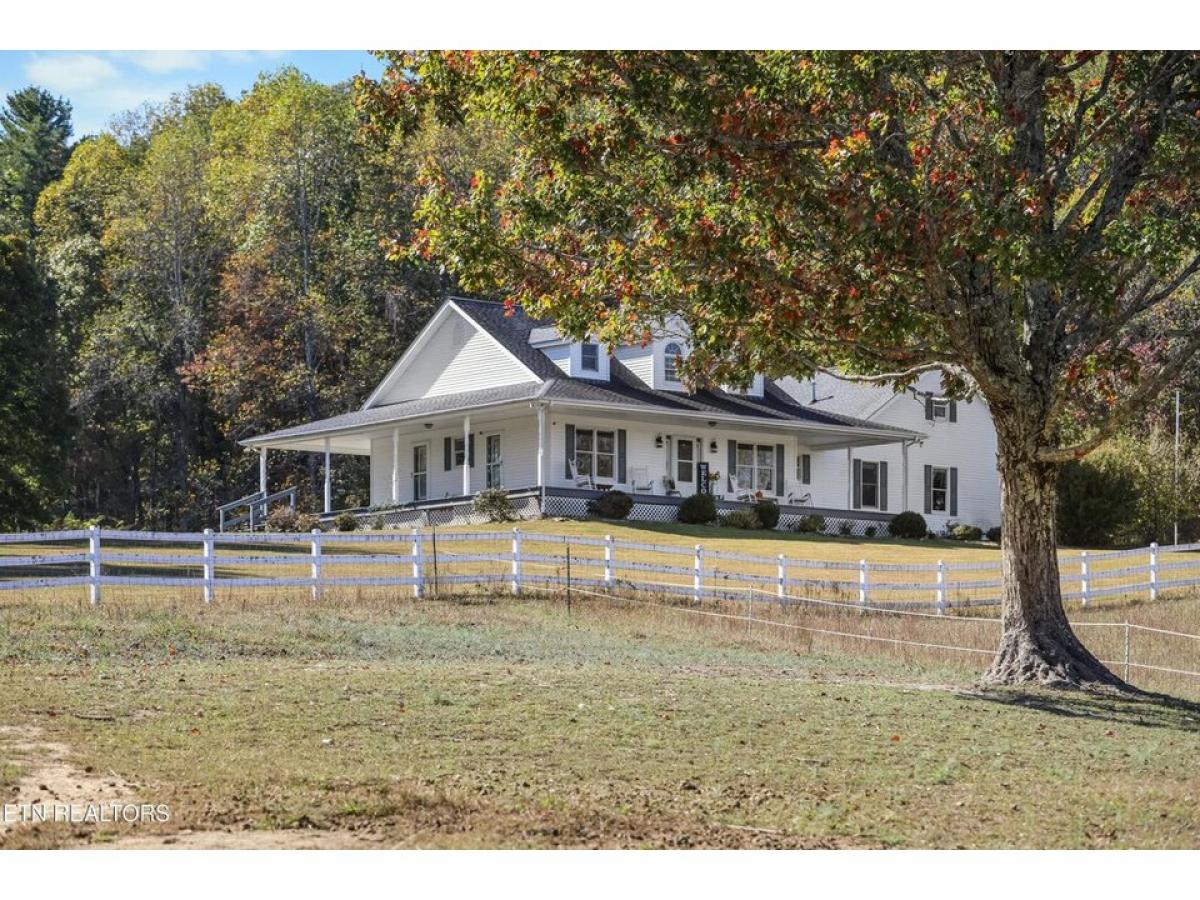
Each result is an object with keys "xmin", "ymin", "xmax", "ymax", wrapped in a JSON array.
[{"xmin": 218, "ymin": 487, "xmax": 297, "ymax": 532}]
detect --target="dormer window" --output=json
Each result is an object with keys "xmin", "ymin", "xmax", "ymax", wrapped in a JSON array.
[
  {"xmin": 580, "ymin": 341, "xmax": 599, "ymax": 372},
  {"xmin": 664, "ymin": 342, "xmax": 684, "ymax": 384}
]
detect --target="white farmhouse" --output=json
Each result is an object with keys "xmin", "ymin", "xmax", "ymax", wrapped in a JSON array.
[{"xmin": 237, "ymin": 297, "xmax": 1000, "ymax": 533}]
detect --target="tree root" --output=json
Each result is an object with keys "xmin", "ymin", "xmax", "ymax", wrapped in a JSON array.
[{"xmin": 980, "ymin": 626, "xmax": 1136, "ymax": 693}]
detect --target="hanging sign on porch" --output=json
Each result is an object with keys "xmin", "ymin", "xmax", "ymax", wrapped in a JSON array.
[{"xmin": 697, "ymin": 462, "xmax": 711, "ymax": 494}]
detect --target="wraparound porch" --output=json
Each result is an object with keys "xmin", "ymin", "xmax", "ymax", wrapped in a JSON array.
[{"xmin": 238, "ymin": 394, "xmax": 922, "ymax": 533}]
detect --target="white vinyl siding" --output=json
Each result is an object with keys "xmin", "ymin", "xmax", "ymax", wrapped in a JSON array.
[{"xmin": 373, "ymin": 310, "xmax": 538, "ymax": 405}]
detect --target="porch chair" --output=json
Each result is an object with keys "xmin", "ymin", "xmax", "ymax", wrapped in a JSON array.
[
  {"xmin": 661, "ymin": 476, "xmax": 682, "ymax": 497},
  {"xmin": 568, "ymin": 459, "xmax": 594, "ymax": 489},
  {"xmin": 727, "ymin": 473, "xmax": 754, "ymax": 503},
  {"xmin": 630, "ymin": 467, "xmax": 655, "ymax": 494}
]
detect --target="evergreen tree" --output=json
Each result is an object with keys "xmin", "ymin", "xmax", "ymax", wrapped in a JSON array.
[{"xmin": 0, "ymin": 87, "xmax": 73, "ymax": 236}]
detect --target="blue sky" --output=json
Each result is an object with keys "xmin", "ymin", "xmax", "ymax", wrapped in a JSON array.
[{"xmin": 0, "ymin": 51, "xmax": 386, "ymax": 137}]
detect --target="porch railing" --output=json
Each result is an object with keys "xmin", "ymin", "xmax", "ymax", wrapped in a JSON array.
[{"xmin": 217, "ymin": 487, "xmax": 297, "ymax": 533}]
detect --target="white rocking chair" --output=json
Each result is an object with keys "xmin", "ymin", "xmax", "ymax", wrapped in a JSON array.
[
  {"xmin": 727, "ymin": 473, "xmax": 754, "ymax": 503},
  {"xmin": 568, "ymin": 459, "xmax": 594, "ymax": 490},
  {"xmin": 630, "ymin": 467, "xmax": 654, "ymax": 494}
]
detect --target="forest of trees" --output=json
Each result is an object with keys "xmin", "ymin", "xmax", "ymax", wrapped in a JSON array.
[
  {"xmin": 0, "ymin": 57, "xmax": 1196, "ymax": 541},
  {"xmin": 0, "ymin": 67, "xmax": 508, "ymax": 530}
]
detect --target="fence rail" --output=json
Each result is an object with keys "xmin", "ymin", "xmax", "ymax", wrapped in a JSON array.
[
  {"xmin": 3, "ymin": 525, "xmax": 1200, "ymax": 692},
  {"xmin": 2, "ymin": 526, "xmax": 1200, "ymax": 610}
]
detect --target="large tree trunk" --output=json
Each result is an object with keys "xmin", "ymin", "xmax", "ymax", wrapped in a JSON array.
[{"xmin": 980, "ymin": 417, "xmax": 1128, "ymax": 690}]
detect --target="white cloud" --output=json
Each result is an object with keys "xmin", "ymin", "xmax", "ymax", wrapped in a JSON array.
[
  {"xmin": 124, "ymin": 51, "xmax": 210, "ymax": 74},
  {"xmin": 24, "ymin": 53, "xmax": 119, "ymax": 93}
]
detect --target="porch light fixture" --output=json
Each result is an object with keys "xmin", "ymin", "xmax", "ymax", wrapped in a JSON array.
[
  {"xmin": 654, "ymin": 434, "xmax": 664, "ymax": 448},
  {"xmin": 707, "ymin": 420, "xmax": 717, "ymax": 427},
  {"xmin": 709, "ymin": 440, "xmax": 718, "ymax": 454},
  {"xmin": 424, "ymin": 422, "xmax": 433, "ymax": 429}
]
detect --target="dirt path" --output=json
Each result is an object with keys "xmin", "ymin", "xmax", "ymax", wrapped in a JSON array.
[{"xmin": 0, "ymin": 724, "xmax": 376, "ymax": 849}]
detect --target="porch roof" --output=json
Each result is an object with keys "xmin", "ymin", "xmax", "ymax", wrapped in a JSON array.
[{"xmin": 241, "ymin": 372, "xmax": 921, "ymax": 455}]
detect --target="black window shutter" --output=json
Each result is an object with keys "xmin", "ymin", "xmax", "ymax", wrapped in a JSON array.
[
  {"xmin": 852, "ymin": 459, "xmax": 863, "ymax": 509},
  {"xmin": 444, "ymin": 436, "xmax": 452, "ymax": 471},
  {"xmin": 775, "ymin": 444, "xmax": 785, "ymax": 496},
  {"xmin": 801, "ymin": 454, "xmax": 811, "ymax": 485},
  {"xmin": 924, "ymin": 465, "xmax": 932, "ymax": 514},
  {"xmin": 879, "ymin": 461, "xmax": 888, "ymax": 511},
  {"xmin": 950, "ymin": 467, "xmax": 959, "ymax": 516},
  {"xmin": 618, "ymin": 429, "xmax": 627, "ymax": 483},
  {"xmin": 925, "ymin": 395, "xmax": 934, "ymax": 420},
  {"xmin": 468, "ymin": 434, "xmax": 475, "ymax": 467},
  {"xmin": 949, "ymin": 400, "xmax": 958, "ymax": 422},
  {"xmin": 727, "ymin": 441, "xmax": 737, "ymax": 489},
  {"xmin": 565, "ymin": 424, "xmax": 575, "ymax": 478}
]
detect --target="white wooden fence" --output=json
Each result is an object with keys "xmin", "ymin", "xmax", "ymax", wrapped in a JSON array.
[{"xmin": 2, "ymin": 526, "xmax": 1200, "ymax": 612}]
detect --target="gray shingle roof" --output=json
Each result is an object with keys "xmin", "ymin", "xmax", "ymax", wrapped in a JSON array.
[
  {"xmin": 244, "ymin": 297, "xmax": 917, "ymax": 446},
  {"xmin": 244, "ymin": 382, "xmax": 546, "ymax": 444}
]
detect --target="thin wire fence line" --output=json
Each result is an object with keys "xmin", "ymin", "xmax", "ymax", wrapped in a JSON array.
[{"xmin": 525, "ymin": 582, "xmax": 998, "ymax": 658}]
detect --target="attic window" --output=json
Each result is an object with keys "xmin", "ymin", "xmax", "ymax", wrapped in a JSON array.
[
  {"xmin": 664, "ymin": 342, "xmax": 684, "ymax": 383},
  {"xmin": 580, "ymin": 341, "xmax": 599, "ymax": 372},
  {"xmin": 931, "ymin": 399, "xmax": 949, "ymax": 420}
]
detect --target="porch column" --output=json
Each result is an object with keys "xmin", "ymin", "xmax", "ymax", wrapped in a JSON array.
[
  {"xmin": 462, "ymin": 415, "xmax": 471, "ymax": 496},
  {"xmin": 391, "ymin": 427, "xmax": 400, "ymax": 505},
  {"xmin": 323, "ymin": 437, "xmax": 332, "ymax": 514},
  {"xmin": 846, "ymin": 446, "xmax": 853, "ymax": 509},
  {"xmin": 901, "ymin": 441, "xmax": 910, "ymax": 511},
  {"xmin": 259, "ymin": 447, "xmax": 268, "ymax": 495},
  {"xmin": 536, "ymin": 403, "xmax": 546, "ymax": 486}
]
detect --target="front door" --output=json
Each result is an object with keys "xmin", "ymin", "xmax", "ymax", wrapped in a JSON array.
[{"xmin": 675, "ymin": 437, "xmax": 699, "ymax": 496}]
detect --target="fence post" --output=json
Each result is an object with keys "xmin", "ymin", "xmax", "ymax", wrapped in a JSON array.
[
  {"xmin": 202, "ymin": 528, "xmax": 215, "ymax": 604},
  {"xmin": 693, "ymin": 544, "xmax": 704, "ymax": 603},
  {"xmin": 511, "ymin": 527, "xmax": 523, "ymax": 596},
  {"xmin": 604, "ymin": 534, "xmax": 614, "ymax": 588},
  {"xmin": 1149, "ymin": 542, "xmax": 1158, "ymax": 601},
  {"xmin": 1080, "ymin": 551, "xmax": 1089, "ymax": 608},
  {"xmin": 310, "ymin": 528, "xmax": 323, "ymax": 601},
  {"xmin": 411, "ymin": 527, "xmax": 424, "ymax": 599},
  {"xmin": 777, "ymin": 554, "xmax": 785, "ymax": 602},
  {"xmin": 88, "ymin": 525, "xmax": 101, "ymax": 606},
  {"xmin": 858, "ymin": 559, "xmax": 868, "ymax": 609},
  {"xmin": 935, "ymin": 559, "xmax": 945, "ymax": 615},
  {"xmin": 1123, "ymin": 621, "xmax": 1131, "ymax": 684}
]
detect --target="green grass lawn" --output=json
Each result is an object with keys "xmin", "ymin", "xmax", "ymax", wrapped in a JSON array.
[{"xmin": 2, "ymin": 593, "xmax": 1200, "ymax": 849}]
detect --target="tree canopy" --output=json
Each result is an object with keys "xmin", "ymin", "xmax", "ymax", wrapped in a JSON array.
[{"xmin": 359, "ymin": 51, "xmax": 1200, "ymax": 687}]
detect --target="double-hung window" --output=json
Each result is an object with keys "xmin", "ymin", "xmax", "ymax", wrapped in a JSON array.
[
  {"xmin": 580, "ymin": 342, "xmax": 599, "ymax": 373},
  {"xmin": 735, "ymin": 443, "xmax": 775, "ymax": 493},
  {"xmin": 859, "ymin": 461, "xmax": 880, "ymax": 508},
  {"xmin": 574, "ymin": 428, "xmax": 616, "ymax": 480},
  {"xmin": 931, "ymin": 399, "xmax": 949, "ymax": 420},
  {"xmin": 485, "ymin": 434, "xmax": 503, "ymax": 489},
  {"xmin": 676, "ymin": 438, "xmax": 695, "ymax": 483},
  {"xmin": 797, "ymin": 453, "xmax": 811, "ymax": 485},
  {"xmin": 663, "ymin": 342, "xmax": 683, "ymax": 384},
  {"xmin": 930, "ymin": 466, "xmax": 949, "ymax": 512}
]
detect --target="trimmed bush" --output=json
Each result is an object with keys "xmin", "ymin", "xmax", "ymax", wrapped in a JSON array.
[
  {"xmin": 864, "ymin": 526, "xmax": 877, "ymax": 538},
  {"xmin": 474, "ymin": 488, "xmax": 517, "ymax": 522},
  {"xmin": 678, "ymin": 492, "xmax": 717, "ymax": 525},
  {"xmin": 794, "ymin": 513, "xmax": 826, "ymax": 534},
  {"xmin": 266, "ymin": 506, "xmax": 319, "ymax": 533},
  {"xmin": 333, "ymin": 511, "xmax": 359, "ymax": 532},
  {"xmin": 838, "ymin": 521, "xmax": 852, "ymax": 536},
  {"xmin": 949, "ymin": 523, "xmax": 984, "ymax": 541},
  {"xmin": 722, "ymin": 509, "xmax": 762, "ymax": 530},
  {"xmin": 986, "ymin": 526, "xmax": 1002, "ymax": 544},
  {"xmin": 887, "ymin": 510, "xmax": 928, "ymax": 539},
  {"xmin": 587, "ymin": 489, "xmax": 634, "ymax": 520},
  {"xmin": 753, "ymin": 499, "xmax": 780, "ymax": 530}
]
